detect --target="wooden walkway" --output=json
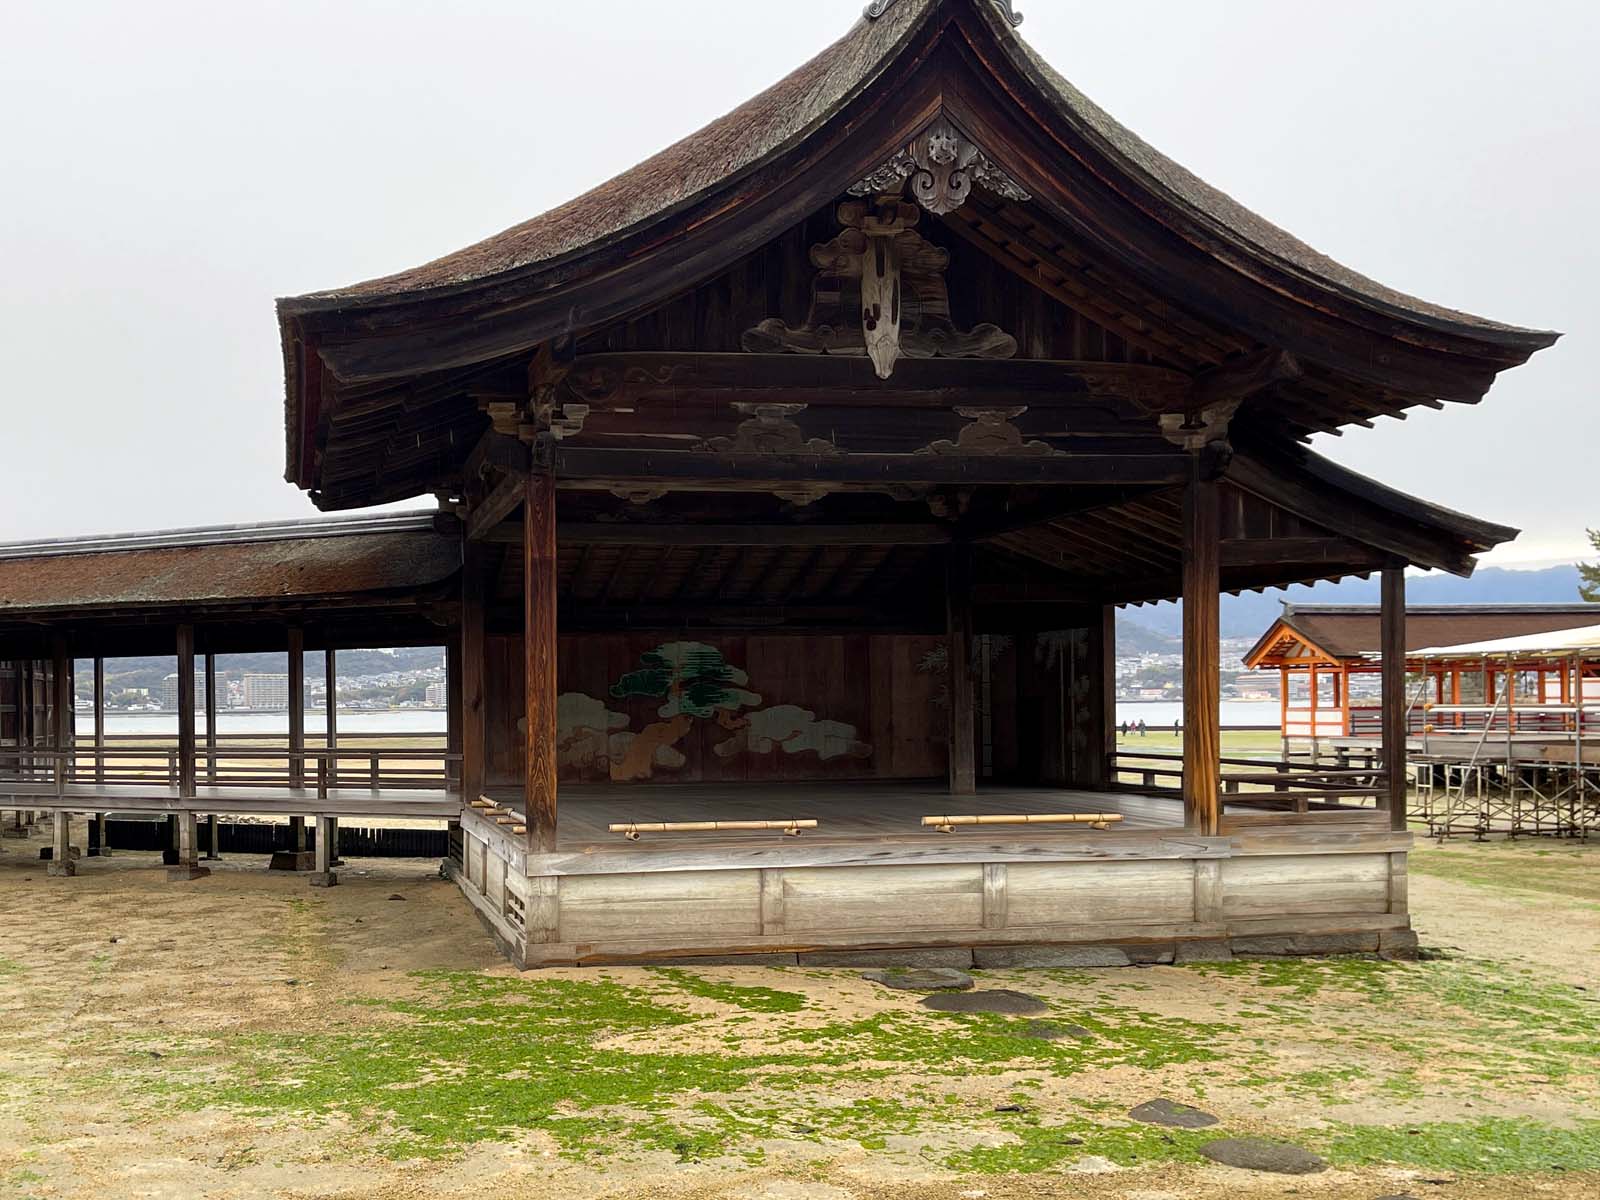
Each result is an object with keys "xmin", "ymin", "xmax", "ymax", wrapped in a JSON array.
[{"xmin": 0, "ymin": 782, "xmax": 459, "ymax": 820}]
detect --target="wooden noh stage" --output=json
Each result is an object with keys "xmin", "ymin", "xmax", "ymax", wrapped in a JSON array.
[{"xmin": 11, "ymin": 1, "xmax": 1557, "ymax": 966}]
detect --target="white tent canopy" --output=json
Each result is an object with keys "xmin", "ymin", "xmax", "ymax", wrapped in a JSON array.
[{"xmin": 1400, "ymin": 622, "xmax": 1600, "ymax": 660}]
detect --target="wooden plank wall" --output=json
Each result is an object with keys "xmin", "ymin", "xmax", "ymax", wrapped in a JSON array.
[
  {"xmin": 984, "ymin": 628, "xmax": 1105, "ymax": 789},
  {"xmin": 485, "ymin": 633, "xmax": 947, "ymax": 787}
]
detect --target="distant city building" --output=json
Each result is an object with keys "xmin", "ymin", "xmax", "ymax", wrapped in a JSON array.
[
  {"xmin": 158, "ymin": 673, "xmax": 205, "ymax": 712},
  {"xmin": 424, "ymin": 681, "xmax": 446, "ymax": 707},
  {"xmin": 243, "ymin": 673, "xmax": 289, "ymax": 711}
]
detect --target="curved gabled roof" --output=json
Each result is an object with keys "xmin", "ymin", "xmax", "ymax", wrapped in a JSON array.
[
  {"xmin": 281, "ymin": 0, "xmax": 1554, "ymax": 347},
  {"xmin": 276, "ymin": 0, "xmax": 1560, "ymax": 504}
]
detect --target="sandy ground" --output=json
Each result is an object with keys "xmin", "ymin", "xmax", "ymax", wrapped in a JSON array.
[{"xmin": 0, "ymin": 822, "xmax": 1596, "ymax": 1199}]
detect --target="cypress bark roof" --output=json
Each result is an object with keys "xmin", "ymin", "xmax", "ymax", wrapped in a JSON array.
[{"xmin": 280, "ymin": 0, "xmax": 1554, "ymax": 347}]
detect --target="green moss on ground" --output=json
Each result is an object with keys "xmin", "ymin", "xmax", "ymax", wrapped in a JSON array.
[
  {"xmin": 100, "ymin": 944, "xmax": 1598, "ymax": 1175},
  {"xmin": 1325, "ymin": 1118, "xmax": 1600, "ymax": 1173},
  {"xmin": 648, "ymin": 968, "xmax": 807, "ymax": 1013}
]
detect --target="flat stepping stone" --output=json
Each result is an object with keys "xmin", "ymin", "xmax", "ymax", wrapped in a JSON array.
[
  {"xmin": 1199, "ymin": 1137, "xmax": 1327, "ymax": 1175},
  {"xmin": 920, "ymin": 989, "xmax": 1048, "ymax": 1015},
  {"xmin": 861, "ymin": 967, "xmax": 973, "ymax": 992},
  {"xmin": 1129, "ymin": 1098, "xmax": 1219, "ymax": 1129}
]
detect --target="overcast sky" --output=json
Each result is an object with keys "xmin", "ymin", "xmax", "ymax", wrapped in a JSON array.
[{"xmin": 2, "ymin": 1, "xmax": 1594, "ymax": 567}]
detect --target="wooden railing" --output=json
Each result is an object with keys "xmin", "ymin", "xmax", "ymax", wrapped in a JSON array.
[
  {"xmin": 1112, "ymin": 750, "xmax": 1390, "ymax": 818},
  {"xmin": 0, "ymin": 735, "xmax": 459, "ymax": 797}
]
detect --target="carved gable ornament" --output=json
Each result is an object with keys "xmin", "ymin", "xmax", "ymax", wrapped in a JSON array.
[
  {"xmin": 742, "ymin": 199, "xmax": 1018, "ymax": 379},
  {"xmin": 850, "ymin": 117, "xmax": 1030, "ymax": 216},
  {"xmin": 865, "ymin": 1, "xmax": 1023, "ymax": 27}
]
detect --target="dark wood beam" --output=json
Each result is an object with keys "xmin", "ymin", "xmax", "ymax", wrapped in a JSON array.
[
  {"xmin": 1220, "ymin": 537, "xmax": 1380, "ymax": 568},
  {"xmin": 553, "ymin": 448, "xmax": 1190, "ymax": 489},
  {"xmin": 542, "ymin": 522, "xmax": 953, "ymax": 548},
  {"xmin": 467, "ymin": 471, "xmax": 527, "ymax": 541},
  {"xmin": 1192, "ymin": 348, "xmax": 1302, "ymax": 410},
  {"xmin": 559, "ymin": 352, "xmax": 1193, "ymax": 413},
  {"xmin": 1226, "ymin": 452, "xmax": 1477, "ymax": 576}
]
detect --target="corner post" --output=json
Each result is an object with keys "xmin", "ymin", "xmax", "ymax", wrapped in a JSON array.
[
  {"xmin": 50, "ymin": 634, "xmax": 71, "ymax": 786},
  {"xmin": 445, "ymin": 633, "xmax": 463, "ymax": 794},
  {"xmin": 203, "ymin": 652, "xmax": 216, "ymax": 785},
  {"xmin": 202, "ymin": 653, "xmax": 219, "ymax": 859},
  {"xmin": 1381, "ymin": 564, "xmax": 1408, "ymax": 831},
  {"xmin": 461, "ymin": 542, "xmax": 488, "ymax": 804},
  {"xmin": 93, "ymin": 656, "xmax": 105, "ymax": 787},
  {"xmin": 524, "ymin": 470, "xmax": 559, "ymax": 853},
  {"xmin": 312, "ymin": 815, "xmax": 339, "ymax": 887},
  {"xmin": 170, "ymin": 625, "xmax": 208, "ymax": 880},
  {"xmin": 287, "ymin": 627, "xmax": 305, "ymax": 792},
  {"xmin": 1182, "ymin": 463, "xmax": 1221, "ymax": 836},
  {"xmin": 324, "ymin": 648, "xmax": 338, "ymax": 789},
  {"xmin": 176, "ymin": 626, "xmax": 196, "ymax": 801},
  {"xmin": 945, "ymin": 544, "xmax": 977, "ymax": 796},
  {"xmin": 1085, "ymin": 604, "xmax": 1116, "ymax": 790},
  {"xmin": 48, "ymin": 811, "xmax": 74, "ymax": 877}
]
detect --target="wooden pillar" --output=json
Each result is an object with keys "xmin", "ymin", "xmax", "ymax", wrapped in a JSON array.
[
  {"xmin": 176, "ymin": 626, "xmax": 196, "ymax": 801},
  {"xmin": 1279, "ymin": 666, "xmax": 1290, "ymax": 756},
  {"xmin": 461, "ymin": 545, "xmax": 488, "ymax": 804},
  {"xmin": 945, "ymin": 545, "xmax": 977, "ymax": 796},
  {"xmin": 1082, "ymin": 605, "xmax": 1116, "ymax": 791},
  {"xmin": 201, "ymin": 652, "xmax": 219, "ymax": 858},
  {"xmin": 50, "ymin": 635, "xmax": 71, "ymax": 786},
  {"xmin": 47, "ymin": 811, "xmax": 74, "ymax": 877},
  {"xmin": 1339, "ymin": 664, "xmax": 1352, "ymax": 736},
  {"xmin": 324, "ymin": 648, "xmax": 338, "ymax": 789},
  {"xmin": 524, "ymin": 471, "xmax": 559, "ymax": 853},
  {"xmin": 1181, "ymin": 467, "xmax": 1221, "ymax": 836},
  {"xmin": 287, "ymin": 627, "xmax": 305, "ymax": 791},
  {"xmin": 445, "ymin": 634, "xmax": 463, "ymax": 793},
  {"xmin": 93, "ymin": 657, "xmax": 105, "ymax": 787},
  {"xmin": 312, "ymin": 815, "xmax": 338, "ymax": 887},
  {"xmin": 203, "ymin": 653, "xmax": 217, "ymax": 786},
  {"xmin": 1380, "ymin": 565, "xmax": 1408, "ymax": 832},
  {"xmin": 205, "ymin": 813, "xmax": 220, "ymax": 861}
]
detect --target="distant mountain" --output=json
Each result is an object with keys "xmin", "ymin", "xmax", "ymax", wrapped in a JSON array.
[
  {"xmin": 1117, "ymin": 619, "xmax": 1180, "ymax": 654},
  {"xmin": 1124, "ymin": 564, "xmax": 1590, "ymax": 640}
]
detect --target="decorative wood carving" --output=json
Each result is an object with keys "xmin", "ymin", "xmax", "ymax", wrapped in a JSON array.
[
  {"xmin": 609, "ymin": 487, "xmax": 667, "ymax": 506},
  {"xmin": 917, "ymin": 407, "xmax": 1059, "ymax": 457},
  {"xmin": 698, "ymin": 403, "xmax": 842, "ymax": 457},
  {"xmin": 742, "ymin": 200, "xmax": 1017, "ymax": 380},
  {"xmin": 773, "ymin": 484, "xmax": 833, "ymax": 508},
  {"xmin": 865, "ymin": 0, "xmax": 1022, "ymax": 27},
  {"xmin": 850, "ymin": 117, "xmax": 1029, "ymax": 215}
]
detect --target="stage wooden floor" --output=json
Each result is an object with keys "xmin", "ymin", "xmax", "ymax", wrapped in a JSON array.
[{"xmin": 482, "ymin": 781, "xmax": 1185, "ymax": 852}]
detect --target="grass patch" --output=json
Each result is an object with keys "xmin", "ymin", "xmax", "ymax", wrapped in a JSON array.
[
  {"xmin": 1411, "ymin": 843, "xmax": 1600, "ymax": 904},
  {"xmin": 650, "ymin": 969, "xmax": 807, "ymax": 1013},
  {"xmin": 945, "ymin": 1116, "xmax": 1214, "ymax": 1173},
  {"xmin": 1325, "ymin": 1118, "xmax": 1600, "ymax": 1173},
  {"xmin": 127, "ymin": 968, "xmax": 1233, "ymax": 1161}
]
